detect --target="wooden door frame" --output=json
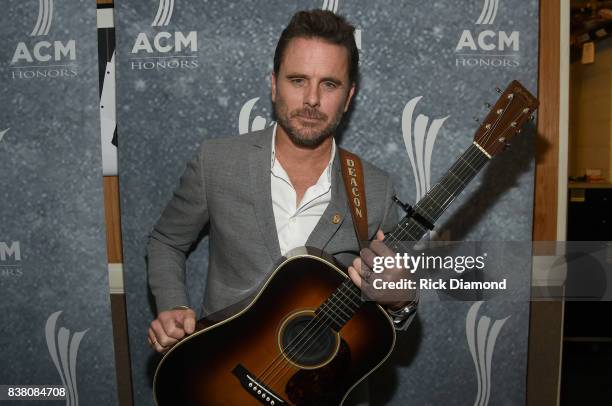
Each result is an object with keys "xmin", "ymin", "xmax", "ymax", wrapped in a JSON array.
[{"xmin": 528, "ymin": 0, "xmax": 568, "ymax": 405}]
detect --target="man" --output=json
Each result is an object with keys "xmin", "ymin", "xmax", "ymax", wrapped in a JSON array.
[{"xmin": 147, "ymin": 10, "xmax": 417, "ymax": 354}]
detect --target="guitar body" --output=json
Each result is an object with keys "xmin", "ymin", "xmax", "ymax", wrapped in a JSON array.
[{"xmin": 153, "ymin": 251, "xmax": 396, "ymax": 405}]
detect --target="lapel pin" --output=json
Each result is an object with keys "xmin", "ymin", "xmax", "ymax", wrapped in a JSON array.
[{"xmin": 332, "ymin": 213, "xmax": 342, "ymax": 224}]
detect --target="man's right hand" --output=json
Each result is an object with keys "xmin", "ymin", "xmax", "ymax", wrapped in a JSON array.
[{"xmin": 148, "ymin": 308, "xmax": 196, "ymax": 353}]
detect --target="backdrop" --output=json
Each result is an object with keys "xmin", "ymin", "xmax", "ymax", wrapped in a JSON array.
[
  {"xmin": 116, "ymin": 0, "xmax": 538, "ymax": 404},
  {"xmin": 0, "ymin": 0, "xmax": 118, "ymax": 404}
]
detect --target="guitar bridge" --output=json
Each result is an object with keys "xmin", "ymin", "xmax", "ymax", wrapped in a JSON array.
[{"xmin": 232, "ymin": 364, "xmax": 288, "ymax": 405}]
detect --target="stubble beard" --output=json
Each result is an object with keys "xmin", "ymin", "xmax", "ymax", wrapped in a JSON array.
[{"xmin": 274, "ymin": 99, "xmax": 344, "ymax": 148}]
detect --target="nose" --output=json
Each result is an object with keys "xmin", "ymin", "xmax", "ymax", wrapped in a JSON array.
[{"xmin": 304, "ymin": 82, "xmax": 321, "ymax": 108}]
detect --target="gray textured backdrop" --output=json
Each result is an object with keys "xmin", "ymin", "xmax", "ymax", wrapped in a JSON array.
[
  {"xmin": 0, "ymin": 0, "xmax": 118, "ymax": 405},
  {"xmin": 116, "ymin": 0, "xmax": 538, "ymax": 404}
]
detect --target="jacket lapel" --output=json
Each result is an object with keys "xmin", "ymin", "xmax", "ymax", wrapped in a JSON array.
[
  {"xmin": 305, "ymin": 153, "xmax": 349, "ymax": 249},
  {"xmin": 249, "ymin": 127, "xmax": 282, "ymax": 261}
]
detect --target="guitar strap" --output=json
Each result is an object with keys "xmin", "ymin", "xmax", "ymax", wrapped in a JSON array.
[{"xmin": 339, "ymin": 148, "xmax": 369, "ymax": 250}]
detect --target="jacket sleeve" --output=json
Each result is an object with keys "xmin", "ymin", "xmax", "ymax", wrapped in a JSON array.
[
  {"xmin": 146, "ymin": 145, "xmax": 210, "ymax": 313},
  {"xmin": 380, "ymin": 175, "xmax": 399, "ymax": 235}
]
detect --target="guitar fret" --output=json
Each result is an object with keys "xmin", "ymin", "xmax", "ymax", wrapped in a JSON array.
[
  {"xmin": 418, "ymin": 196, "xmax": 439, "ymax": 211},
  {"xmin": 319, "ymin": 303, "xmax": 347, "ymax": 328},
  {"xmin": 337, "ymin": 283, "xmax": 361, "ymax": 308},
  {"xmin": 316, "ymin": 281, "xmax": 365, "ymax": 329},
  {"xmin": 436, "ymin": 182, "xmax": 454, "ymax": 196},
  {"xmin": 324, "ymin": 297, "xmax": 351, "ymax": 321},
  {"xmin": 458, "ymin": 155, "xmax": 478, "ymax": 172},
  {"xmin": 447, "ymin": 170, "xmax": 467, "ymax": 185},
  {"xmin": 399, "ymin": 217, "xmax": 427, "ymax": 239}
]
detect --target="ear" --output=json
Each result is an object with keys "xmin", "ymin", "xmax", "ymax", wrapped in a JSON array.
[
  {"xmin": 343, "ymin": 82, "xmax": 356, "ymax": 112},
  {"xmin": 271, "ymin": 71, "xmax": 277, "ymax": 103}
]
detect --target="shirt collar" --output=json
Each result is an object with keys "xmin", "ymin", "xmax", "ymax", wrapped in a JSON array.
[{"xmin": 270, "ymin": 123, "xmax": 336, "ymax": 182}]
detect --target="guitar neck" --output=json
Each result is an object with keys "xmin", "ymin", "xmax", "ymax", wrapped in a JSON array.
[{"xmin": 385, "ymin": 142, "xmax": 490, "ymax": 250}]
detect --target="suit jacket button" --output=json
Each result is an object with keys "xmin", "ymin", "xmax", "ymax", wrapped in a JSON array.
[{"xmin": 332, "ymin": 213, "xmax": 342, "ymax": 224}]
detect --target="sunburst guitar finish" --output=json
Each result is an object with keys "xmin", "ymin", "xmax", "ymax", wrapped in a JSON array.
[{"xmin": 153, "ymin": 253, "xmax": 396, "ymax": 406}]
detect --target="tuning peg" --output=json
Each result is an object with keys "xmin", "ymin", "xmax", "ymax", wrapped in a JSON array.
[
  {"xmin": 495, "ymin": 87, "xmax": 502, "ymax": 93},
  {"xmin": 485, "ymin": 103, "xmax": 492, "ymax": 109},
  {"xmin": 473, "ymin": 117, "xmax": 480, "ymax": 123},
  {"xmin": 504, "ymin": 142, "xmax": 511, "ymax": 149}
]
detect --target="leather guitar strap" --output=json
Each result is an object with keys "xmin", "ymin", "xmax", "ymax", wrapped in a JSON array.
[{"xmin": 339, "ymin": 148, "xmax": 369, "ymax": 250}]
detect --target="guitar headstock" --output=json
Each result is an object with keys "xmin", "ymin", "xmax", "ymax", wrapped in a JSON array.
[{"xmin": 473, "ymin": 80, "xmax": 539, "ymax": 158}]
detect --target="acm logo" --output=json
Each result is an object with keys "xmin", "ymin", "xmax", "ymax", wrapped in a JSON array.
[
  {"xmin": 0, "ymin": 241, "xmax": 21, "ymax": 261},
  {"xmin": 318, "ymin": 0, "xmax": 362, "ymax": 50},
  {"xmin": 466, "ymin": 301, "xmax": 510, "ymax": 406},
  {"xmin": 0, "ymin": 241, "xmax": 22, "ymax": 278},
  {"xmin": 455, "ymin": 0, "xmax": 521, "ymax": 68},
  {"xmin": 130, "ymin": 0, "xmax": 199, "ymax": 71},
  {"xmin": 238, "ymin": 97, "xmax": 274, "ymax": 135},
  {"xmin": 9, "ymin": 0, "xmax": 78, "ymax": 80},
  {"xmin": 0, "ymin": 128, "xmax": 8, "ymax": 143},
  {"xmin": 45, "ymin": 311, "xmax": 88, "ymax": 406},
  {"xmin": 401, "ymin": 97, "xmax": 451, "ymax": 241}
]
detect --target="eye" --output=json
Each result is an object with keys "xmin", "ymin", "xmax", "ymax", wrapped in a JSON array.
[
  {"xmin": 322, "ymin": 81, "xmax": 338, "ymax": 90},
  {"xmin": 290, "ymin": 78, "xmax": 305, "ymax": 87}
]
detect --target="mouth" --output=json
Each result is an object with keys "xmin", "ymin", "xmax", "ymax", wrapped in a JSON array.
[
  {"xmin": 292, "ymin": 108, "xmax": 327, "ymax": 122},
  {"xmin": 296, "ymin": 115, "xmax": 323, "ymax": 122}
]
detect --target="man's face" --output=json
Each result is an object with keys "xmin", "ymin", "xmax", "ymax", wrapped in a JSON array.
[{"xmin": 272, "ymin": 37, "xmax": 355, "ymax": 147}]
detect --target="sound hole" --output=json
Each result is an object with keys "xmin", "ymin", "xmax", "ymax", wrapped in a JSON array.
[{"xmin": 280, "ymin": 313, "xmax": 338, "ymax": 368}]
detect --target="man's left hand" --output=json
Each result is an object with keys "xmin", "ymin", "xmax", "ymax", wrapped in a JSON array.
[{"xmin": 348, "ymin": 230, "xmax": 416, "ymax": 309}]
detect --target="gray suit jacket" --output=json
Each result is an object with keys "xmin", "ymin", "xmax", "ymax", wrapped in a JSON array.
[{"xmin": 147, "ymin": 126, "xmax": 398, "ymax": 315}]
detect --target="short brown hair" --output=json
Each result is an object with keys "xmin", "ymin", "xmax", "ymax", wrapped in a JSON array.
[{"xmin": 274, "ymin": 10, "xmax": 359, "ymax": 84}]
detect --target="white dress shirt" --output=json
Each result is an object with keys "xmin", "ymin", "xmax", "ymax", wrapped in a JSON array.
[{"xmin": 270, "ymin": 125, "xmax": 336, "ymax": 256}]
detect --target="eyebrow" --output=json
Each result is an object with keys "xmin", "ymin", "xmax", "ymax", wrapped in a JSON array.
[{"xmin": 285, "ymin": 73, "xmax": 344, "ymax": 86}]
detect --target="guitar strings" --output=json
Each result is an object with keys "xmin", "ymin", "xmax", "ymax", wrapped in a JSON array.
[
  {"xmin": 263, "ymin": 281, "xmax": 363, "ymax": 389},
  {"xmin": 256, "ymin": 280, "xmax": 358, "ymax": 388},
  {"xmin": 256, "ymin": 96, "xmax": 529, "ymax": 389}
]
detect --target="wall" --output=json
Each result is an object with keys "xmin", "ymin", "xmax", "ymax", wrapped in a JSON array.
[{"xmin": 569, "ymin": 39, "xmax": 612, "ymax": 180}]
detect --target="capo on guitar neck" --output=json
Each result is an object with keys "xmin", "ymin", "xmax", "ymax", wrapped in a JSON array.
[
  {"xmin": 392, "ymin": 195, "xmax": 413, "ymax": 215},
  {"xmin": 392, "ymin": 195, "xmax": 435, "ymax": 231}
]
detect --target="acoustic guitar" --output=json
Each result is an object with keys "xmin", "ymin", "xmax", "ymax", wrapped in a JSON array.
[{"xmin": 153, "ymin": 81, "xmax": 538, "ymax": 405}]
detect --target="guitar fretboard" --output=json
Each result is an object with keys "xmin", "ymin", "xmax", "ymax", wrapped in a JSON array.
[{"xmin": 386, "ymin": 143, "xmax": 489, "ymax": 251}]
